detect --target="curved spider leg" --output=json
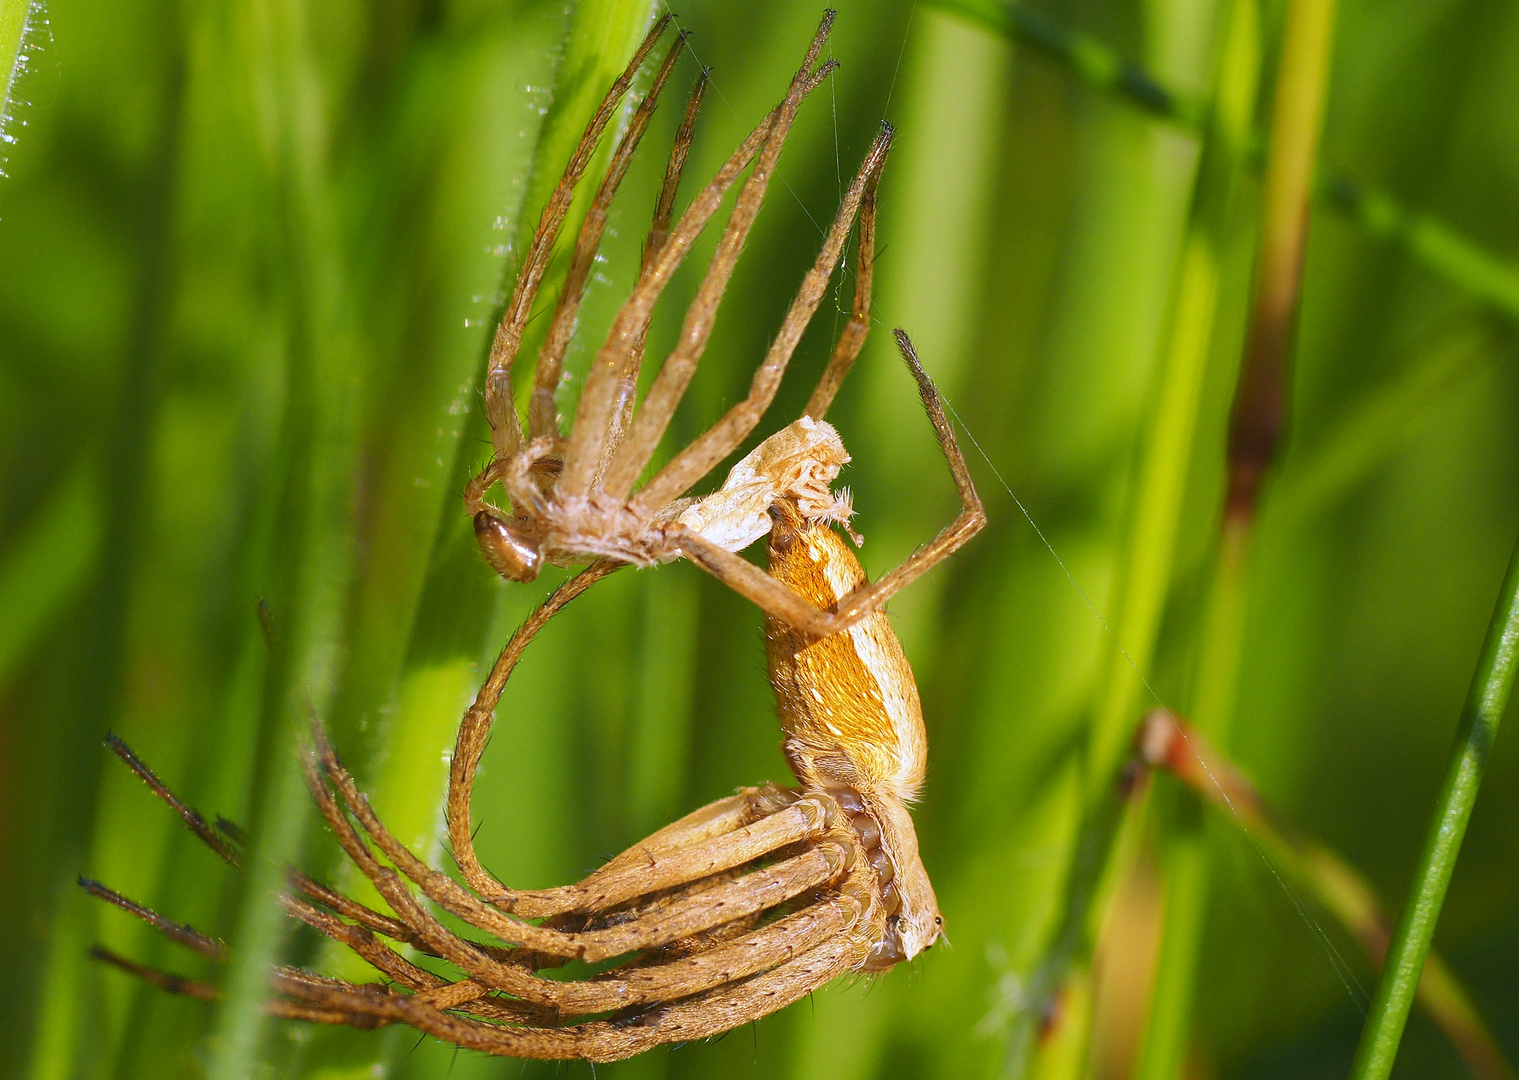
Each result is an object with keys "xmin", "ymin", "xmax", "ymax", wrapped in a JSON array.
[
  {"xmin": 292, "ymin": 769, "xmax": 872, "ymax": 1017},
  {"xmin": 441, "ymin": 562, "xmax": 840, "ymax": 920},
  {"xmin": 433, "ymin": 852, "xmax": 873, "ymax": 1015},
  {"xmin": 553, "ymin": 852, "xmax": 878, "ymax": 1011},
  {"xmin": 524, "ymin": 33, "xmax": 690, "ymax": 446},
  {"xmin": 561, "ymin": 10, "xmax": 839, "ymax": 499},
  {"xmin": 286, "ymin": 869, "xmax": 430, "ymax": 950},
  {"xmin": 504, "ymin": 795, "xmax": 835, "ymax": 918},
  {"xmin": 316, "ymin": 726, "xmax": 853, "ymax": 963},
  {"xmin": 467, "ymin": 788, "xmax": 787, "ymax": 933},
  {"xmin": 113, "ymin": 816, "xmax": 876, "ymax": 1048},
  {"xmin": 287, "ymin": 882, "xmax": 574, "ymax": 1025},
  {"xmin": 87, "ymin": 759, "xmax": 829, "ymax": 1019},
  {"xmin": 301, "ymin": 730, "xmax": 606, "ymax": 1001},
  {"xmin": 87, "ymin": 944, "xmax": 398, "ymax": 1027},
  {"xmin": 483, "ymin": 14, "xmax": 674, "ymax": 462},
  {"xmin": 447, "ymin": 560, "xmax": 618, "ymax": 898},
  {"xmin": 291, "ymin": 852, "xmax": 877, "ymax": 1031},
  {"xmin": 270, "ymin": 966, "xmax": 541, "ymax": 1027},
  {"xmin": 595, "ymin": 70, "xmax": 711, "ymax": 477},
  {"xmin": 279, "ymin": 894, "xmax": 453, "ymax": 996},
  {"xmin": 509, "ymin": 782, "xmax": 796, "ymax": 914},
  {"xmin": 584, "ymin": 782, "xmax": 795, "ymax": 879},
  {"xmin": 619, "ymin": 121, "xmax": 893, "ymax": 514},
  {"xmin": 804, "ymin": 139, "xmax": 883, "ymax": 421},
  {"xmin": 279, "ymin": 894, "xmax": 560, "ymax": 1024},
  {"xmin": 674, "ymin": 330, "xmax": 986, "ymax": 637}
]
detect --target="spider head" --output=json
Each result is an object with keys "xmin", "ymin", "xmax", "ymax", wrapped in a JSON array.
[
  {"xmin": 862, "ymin": 897, "xmax": 945, "ymax": 971},
  {"xmin": 852, "ymin": 792, "xmax": 945, "ymax": 971},
  {"xmin": 473, "ymin": 512, "xmax": 544, "ymax": 582}
]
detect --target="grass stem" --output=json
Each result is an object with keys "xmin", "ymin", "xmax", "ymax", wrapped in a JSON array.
[{"xmin": 1349, "ymin": 533, "xmax": 1519, "ymax": 1079}]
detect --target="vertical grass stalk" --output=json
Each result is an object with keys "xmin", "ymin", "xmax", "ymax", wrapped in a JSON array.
[
  {"xmin": 1137, "ymin": 0, "xmax": 1335, "ymax": 1070},
  {"xmin": 1349, "ymin": 534, "xmax": 1519, "ymax": 1079},
  {"xmin": 206, "ymin": 0, "xmax": 364, "ymax": 1072}
]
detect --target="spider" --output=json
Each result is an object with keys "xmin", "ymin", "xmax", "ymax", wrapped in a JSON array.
[{"xmin": 84, "ymin": 11, "xmax": 987, "ymax": 1061}]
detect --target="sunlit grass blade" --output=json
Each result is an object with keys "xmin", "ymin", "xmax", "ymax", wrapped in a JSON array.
[
  {"xmin": 288, "ymin": 1, "xmax": 663, "ymax": 1075},
  {"xmin": 0, "ymin": 0, "xmax": 41, "ymax": 179},
  {"xmin": 1010, "ymin": 0, "xmax": 1261, "ymax": 1071}
]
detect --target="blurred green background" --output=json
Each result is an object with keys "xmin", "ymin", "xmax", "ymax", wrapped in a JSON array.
[{"xmin": 3, "ymin": 0, "xmax": 1518, "ymax": 1077}]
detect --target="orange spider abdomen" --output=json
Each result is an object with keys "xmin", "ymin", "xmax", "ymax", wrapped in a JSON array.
[
  {"xmin": 763, "ymin": 501, "xmax": 943, "ymax": 967},
  {"xmin": 762, "ymin": 505, "xmax": 926, "ymax": 802}
]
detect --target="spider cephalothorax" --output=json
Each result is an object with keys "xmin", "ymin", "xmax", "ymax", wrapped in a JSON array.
[{"xmin": 85, "ymin": 12, "xmax": 985, "ymax": 1062}]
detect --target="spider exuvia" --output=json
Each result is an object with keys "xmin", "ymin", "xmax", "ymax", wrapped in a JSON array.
[{"xmin": 84, "ymin": 11, "xmax": 986, "ymax": 1061}]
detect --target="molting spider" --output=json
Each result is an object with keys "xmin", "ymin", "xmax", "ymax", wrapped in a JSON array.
[{"xmin": 84, "ymin": 10, "xmax": 986, "ymax": 1062}]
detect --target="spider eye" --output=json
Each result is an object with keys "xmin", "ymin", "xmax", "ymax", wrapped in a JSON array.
[{"xmin": 474, "ymin": 513, "xmax": 543, "ymax": 583}]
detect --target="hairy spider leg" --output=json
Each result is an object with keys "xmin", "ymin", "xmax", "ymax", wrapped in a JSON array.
[
  {"xmin": 101, "ymin": 882, "xmax": 880, "ymax": 1062},
  {"xmin": 308, "ymin": 731, "xmax": 840, "ymax": 1014},
  {"xmin": 804, "ymin": 140, "xmax": 882, "ymax": 421},
  {"xmin": 446, "ymin": 561, "xmax": 616, "ymax": 894},
  {"xmin": 439, "ymin": 567, "xmax": 838, "ymax": 920},
  {"xmin": 524, "ymin": 34, "xmax": 690, "ymax": 445},
  {"xmin": 98, "ymin": 731, "xmax": 444, "ymax": 957},
  {"xmin": 495, "ymin": 797, "xmax": 835, "ymax": 917},
  {"xmin": 81, "ymin": 788, "xmax": 559, "ymax": 1023},
  {"xmin": 675, "ymin": 330, "xmax": 987, "ymax": 637},
  {"xmin": 465, "ymin": 103, "xmax": 784, "ymax": 522},
  {"xmin": 596, "ymin": 68, "xmax": 712, "ymax": 468},
  {"xmin": 483, "ymin": 14, "xmax": 673, "ymax": 460},
  {"xmin": 560, "ymin": 10, "xmax": 839, "ymax": 498},
  {"xmin": 311, "ymin": 726, "xmax": 851, "ymax": 963},
  {"xmin": 91, "ymin": 738, "xmax": 880, "ymax": 1021},
  {"xmin": 601, "ymin": 122, "xmax": 893, "ymax": 506},
  {"xmin": 261, "ymin": 919, "xmax": 878, "ymax": 1063}
]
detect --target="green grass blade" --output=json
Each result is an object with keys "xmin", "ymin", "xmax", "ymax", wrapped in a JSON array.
[
  {"xmin": 0, "ymin": 462, "xmax": 98, "ymax": 689},
  {"xmin": 927, "ymin": 0, "xmax": 1519, "ymax": 327},
  {"xmin": 1349, "ymin": 534, "xmax": 1519, "ymax": 1078}
]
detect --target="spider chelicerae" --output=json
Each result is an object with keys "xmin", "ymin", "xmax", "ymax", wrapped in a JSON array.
[{"xmin": 85, "ymin": 10, "xmax": 985, "ymax": 1061}]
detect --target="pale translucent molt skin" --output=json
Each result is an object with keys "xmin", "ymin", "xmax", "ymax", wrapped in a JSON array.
[{"xmin": 763, "ymin": 502, "xmax": 945, "ymax": 969}]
